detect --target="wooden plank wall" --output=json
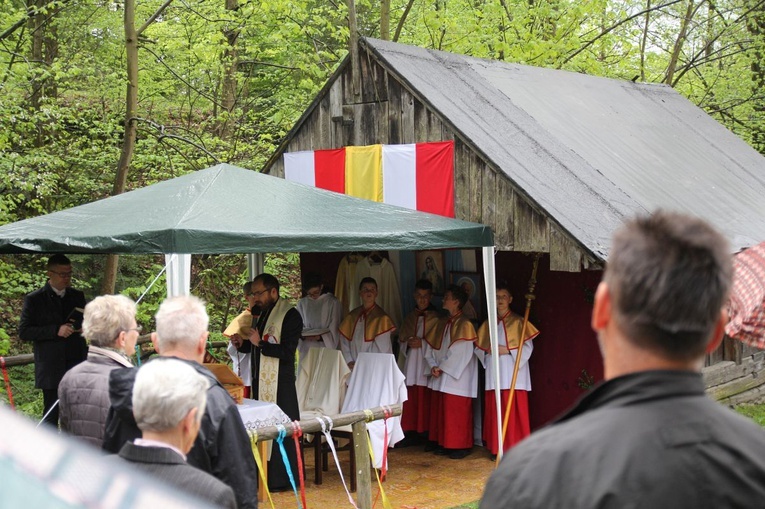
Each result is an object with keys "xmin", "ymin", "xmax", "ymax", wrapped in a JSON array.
[
  {"xmin": 266, "ymin": 48, "xmax": 584, "ymax": 273},
  {"xmin": 267, "ymin": 46, "xmax": 765, "ymax": 392}
]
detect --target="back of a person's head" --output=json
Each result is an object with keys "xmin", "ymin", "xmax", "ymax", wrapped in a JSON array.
[
  {"xmin": 82, "ymin": 294, "xmax": 137, "ymax": 348},
  {"xmin": 154, "ymin": 295, "xmax": 209, "ymax": 352},
  {"xmin": 604, "ymin": 211, "xmax": 732, "ymax": 361},
  {"xmin": 133, "ymin": 358, "xmax": 209, "ymax": 432}
]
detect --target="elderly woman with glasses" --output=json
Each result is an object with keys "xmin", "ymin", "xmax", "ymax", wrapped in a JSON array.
[{"xmin": 58, "ymin": 294, "xmax": 140, "ymax": 447}]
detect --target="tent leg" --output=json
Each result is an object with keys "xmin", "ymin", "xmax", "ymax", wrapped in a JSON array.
[
  {"xmin": 482, "ymin": 246, "xmax": 502, "ymax": 461},
  {"xmin": 247, "ymin": 253, "xmax": 265, "ymax": 280},
  {"xmin": 165, "ymin": 254, "xmax": 191, "ymax": 297}
]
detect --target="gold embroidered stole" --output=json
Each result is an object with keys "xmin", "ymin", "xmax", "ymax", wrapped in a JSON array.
[
  {"xmin": 399, "ymin": 309, "xmax": 440, "ymax": 345},
  {"xmin": 427, "ymin": 312, "xmax": 476, "ymax": 350},
  {"xmin": 339, "ymin": 304, "xmax": 395, "ymax": 342},
  {"xmin": 476, "ymin": 311, "xmax": 540, "ymax": 352},
  {"xmin": 258, "ymin": 298, "xmax": 292, "ymax": 403}
]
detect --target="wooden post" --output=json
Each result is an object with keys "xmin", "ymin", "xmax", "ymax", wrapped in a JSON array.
[
  {"xmin": 257, "ymin": 441, "xmax": 268, "ymax": 502},
  {"xmin": 353, "ymin": 420, "xmax": 373, "ymax": 509}
]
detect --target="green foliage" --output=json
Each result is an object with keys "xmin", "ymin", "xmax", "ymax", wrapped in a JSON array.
[{"xmin": 266, "ymin": 253, "xmax": 302, "ymax": 304}]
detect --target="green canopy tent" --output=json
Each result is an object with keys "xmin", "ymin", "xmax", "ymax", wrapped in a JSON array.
[
  {"xmin": 0, "ymin": 164, "xmax": 491, "ymax": 254},
  {"xmin": 0, "ymin": 163, "xmax": 507, "ymax": 457}
]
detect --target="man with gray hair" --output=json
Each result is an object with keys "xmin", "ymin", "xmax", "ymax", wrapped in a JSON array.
[
  {"xmin": 59, "ymin": 294, "xmax": 138, "ymax": 447},
  {"xmin": 480, "ymin": 211, "xmax": 765, "ymax": 508},
  {"xmin": 117, "ymin": 358, "xmax": 236, "ymax": 509},
  {"xmin": 104, "ymin": 295, "xmax": 259, "ymax": 509}
]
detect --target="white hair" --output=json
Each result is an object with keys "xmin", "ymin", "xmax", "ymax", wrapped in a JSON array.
[
  {"xmin": 154, "ymin": 295, "xmax": 209, "ymax": 352},
  {"xmin": 82, "ymin": 294, "xmax": 137, "ymax": 348},
  {"xmin": 132, "ymin": 358, "xmax": 209, "ymax": 432}
]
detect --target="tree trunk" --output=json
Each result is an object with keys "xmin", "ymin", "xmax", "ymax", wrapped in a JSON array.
[
  {"xmin": 747, "ymin": 0, "xmax": 765, "ymax": 153},
  {"xmin": 219, "ymin": 0, "xmax": 239, "ymax": 139},
  {"xmin": 381, "ymin": 0, "xmax": 390, "ymax": 40},
  {"xmin": 347, "ymin": 0, "xmax": 361, "ymax": 98},
  {"xmin": 392, "ymin": 0, "xmax": 416, "ymax": 42},
  {"xmin": 103, "ymin": 0, "xmax": 139, "ymax": 294},
  {"xmin": 640, "ymin": 0, "xmax": 651, "ymax": 81},
  {"xmin": 665, "ymin": 0, "xmax": 695, "ymax": 85}
]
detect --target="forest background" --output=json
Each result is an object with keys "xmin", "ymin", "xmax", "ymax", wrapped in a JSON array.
[{"xmin": 1, "ymin": 0, "xmax": 764, "ymax": 414}]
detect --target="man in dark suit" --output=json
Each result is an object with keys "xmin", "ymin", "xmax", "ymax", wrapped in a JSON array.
[
  {"xmin": 18, "ymin": 254, "xmax": 87, "ymax": 427},
  {"xmin": 117, "ymin": 358, "xmax": 237, "ymax": 509}
]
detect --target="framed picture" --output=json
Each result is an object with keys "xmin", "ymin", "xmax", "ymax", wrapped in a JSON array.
[
  {"xmin": 451, "ymin": 271, "xmax": 483, "ymax": 321},
  {"xmin": 416, "ymin": 250, "xmax": 446, "ymax": 295}
]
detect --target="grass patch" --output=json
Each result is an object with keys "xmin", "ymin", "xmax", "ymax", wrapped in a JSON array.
[
  {"xmin": 448, "ymin": 503, "xmax": 479, "ymax": 509},
  {"xmin": 735, "ymin": 403, "xmax": 765, "ymax": 427}
]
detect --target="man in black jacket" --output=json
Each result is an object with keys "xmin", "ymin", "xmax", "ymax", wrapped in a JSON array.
[
  {"xmin": 18, "ymin": 254, "xmax": 87, "ymax": 427},
  {"xmin": 103, "ymin": 295, "xmax": 258, "ymax": 509},
  {"xmin": 117, "ymin": 358, "xmax": 237, "ymax": 509},
  {"xmin": 481, "ymin": 211, "xmax": 765, "ymax": 509},
  {"xmin": 237, "ymin": 273, "xmax": 302, "ymax": 492}
]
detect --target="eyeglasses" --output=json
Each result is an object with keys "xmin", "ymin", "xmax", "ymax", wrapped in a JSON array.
[
  {"xmin": 125, "ymin": 325, "xmax": 143, "ymax": 334},
  {"xmin": 251, "ymin": 289, "xmax": 269, "ymax": 297},
  {"xmin": 50, "ymin": 271, "xmax": 73, "ymax": 278}
]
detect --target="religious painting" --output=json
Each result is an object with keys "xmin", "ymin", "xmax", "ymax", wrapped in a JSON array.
[
  {"xmin": 451, "ymin": 271, "xmax": 483, "ymax": 321},
  {"xmin": 416, "ymin": 250, "xmax": 446, "ymax": 295}
]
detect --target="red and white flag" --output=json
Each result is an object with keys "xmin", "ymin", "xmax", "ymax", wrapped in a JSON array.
[{"xmin": 284, "ymin": 141, "xmax": 454, "ymax": 217}]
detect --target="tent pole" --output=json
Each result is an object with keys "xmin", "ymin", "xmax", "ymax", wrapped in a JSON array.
[
  {"xmin": 247, "ymin": 253, "xmax": 265, "ymax": 280},
  {"xmin": 165, "ymin": 253, "xmax": 191, "ymax": 297},
  {"xmin": 482, "ymin": 247, "xmax": 502, "ymax": 461}
]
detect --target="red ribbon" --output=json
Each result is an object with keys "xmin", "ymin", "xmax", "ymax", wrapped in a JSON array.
[
  {"xmin": 381, "ymin": 406, "xmax": 391, "ymax": 481},
  {"xmin": 0, "ymin": 357, "xmax": 15, "ymax": 409},
  {"xmin": 291, "ymin": 421, "xmax": 308, "ymax": 509}
]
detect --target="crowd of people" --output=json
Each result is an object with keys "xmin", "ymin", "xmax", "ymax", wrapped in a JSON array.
[{"xmin": 16, "ymin": 210, "xmax": 765, "ymax": 508}]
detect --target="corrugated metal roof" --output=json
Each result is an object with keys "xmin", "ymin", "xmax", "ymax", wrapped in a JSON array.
[{"xmin": 364, "ymin": 38, "xmax": 765, "ymax": 259}]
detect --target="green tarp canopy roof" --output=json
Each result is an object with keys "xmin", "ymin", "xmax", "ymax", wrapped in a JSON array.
[{"xmin": 0, "ymin": 164, "xmax": 493, "ymax": 254}]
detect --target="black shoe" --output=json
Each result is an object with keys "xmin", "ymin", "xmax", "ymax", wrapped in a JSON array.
[
  {"xmin": 424, "ymin": 441, "xmax": 439, "ymax": 452},
  {"xmin": 397, "ymin": 433, "xmax": 422, "ymax": 448},
  {"xmin": 433, "ymin": 446, "xmax": 448, "ymax": 455},
  {"xmin": 448, "ymin": 448, "xmax": 471, "ymax": 460},
  {"xmin": 489, "ymin": 454, "xmax": 497, "ymax": 462}
]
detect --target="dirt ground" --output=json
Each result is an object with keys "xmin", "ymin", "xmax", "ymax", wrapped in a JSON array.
[{"xmin": 266, "ymin": 443, "xmax": 494, "ymax": 509}]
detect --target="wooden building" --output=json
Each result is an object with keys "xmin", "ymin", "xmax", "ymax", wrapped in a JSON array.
[{"xmin": 262, "ymin": 38, "xmax": 765, "ymax": 425}]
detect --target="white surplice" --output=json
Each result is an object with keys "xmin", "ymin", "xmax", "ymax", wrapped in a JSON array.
[
  {"xmin": 424, "ymin": 326, "xmax": 478, "ymax": 398},
  {"xmin": 401, "ymin": 315, "xmax": 429, "ymax": 387},
  {"xmin": 296, "ymin": 292, "xmax": 342, "ymax": 366},
  {"xmin": 340, "ymin": 314, "xmax": 393, "ymax": 365}
]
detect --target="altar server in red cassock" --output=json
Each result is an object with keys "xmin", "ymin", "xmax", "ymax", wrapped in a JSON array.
[
  {"xmin": 399, "ymin": 279, "xmax": 441, "ymax": 435},
  {"xmin": 476, "ymin": 282, "xmax": 539, "ymax": 456},
  {"xmin": 423, "ymin": 284, "xmax": 478, "ymax": 460}
]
